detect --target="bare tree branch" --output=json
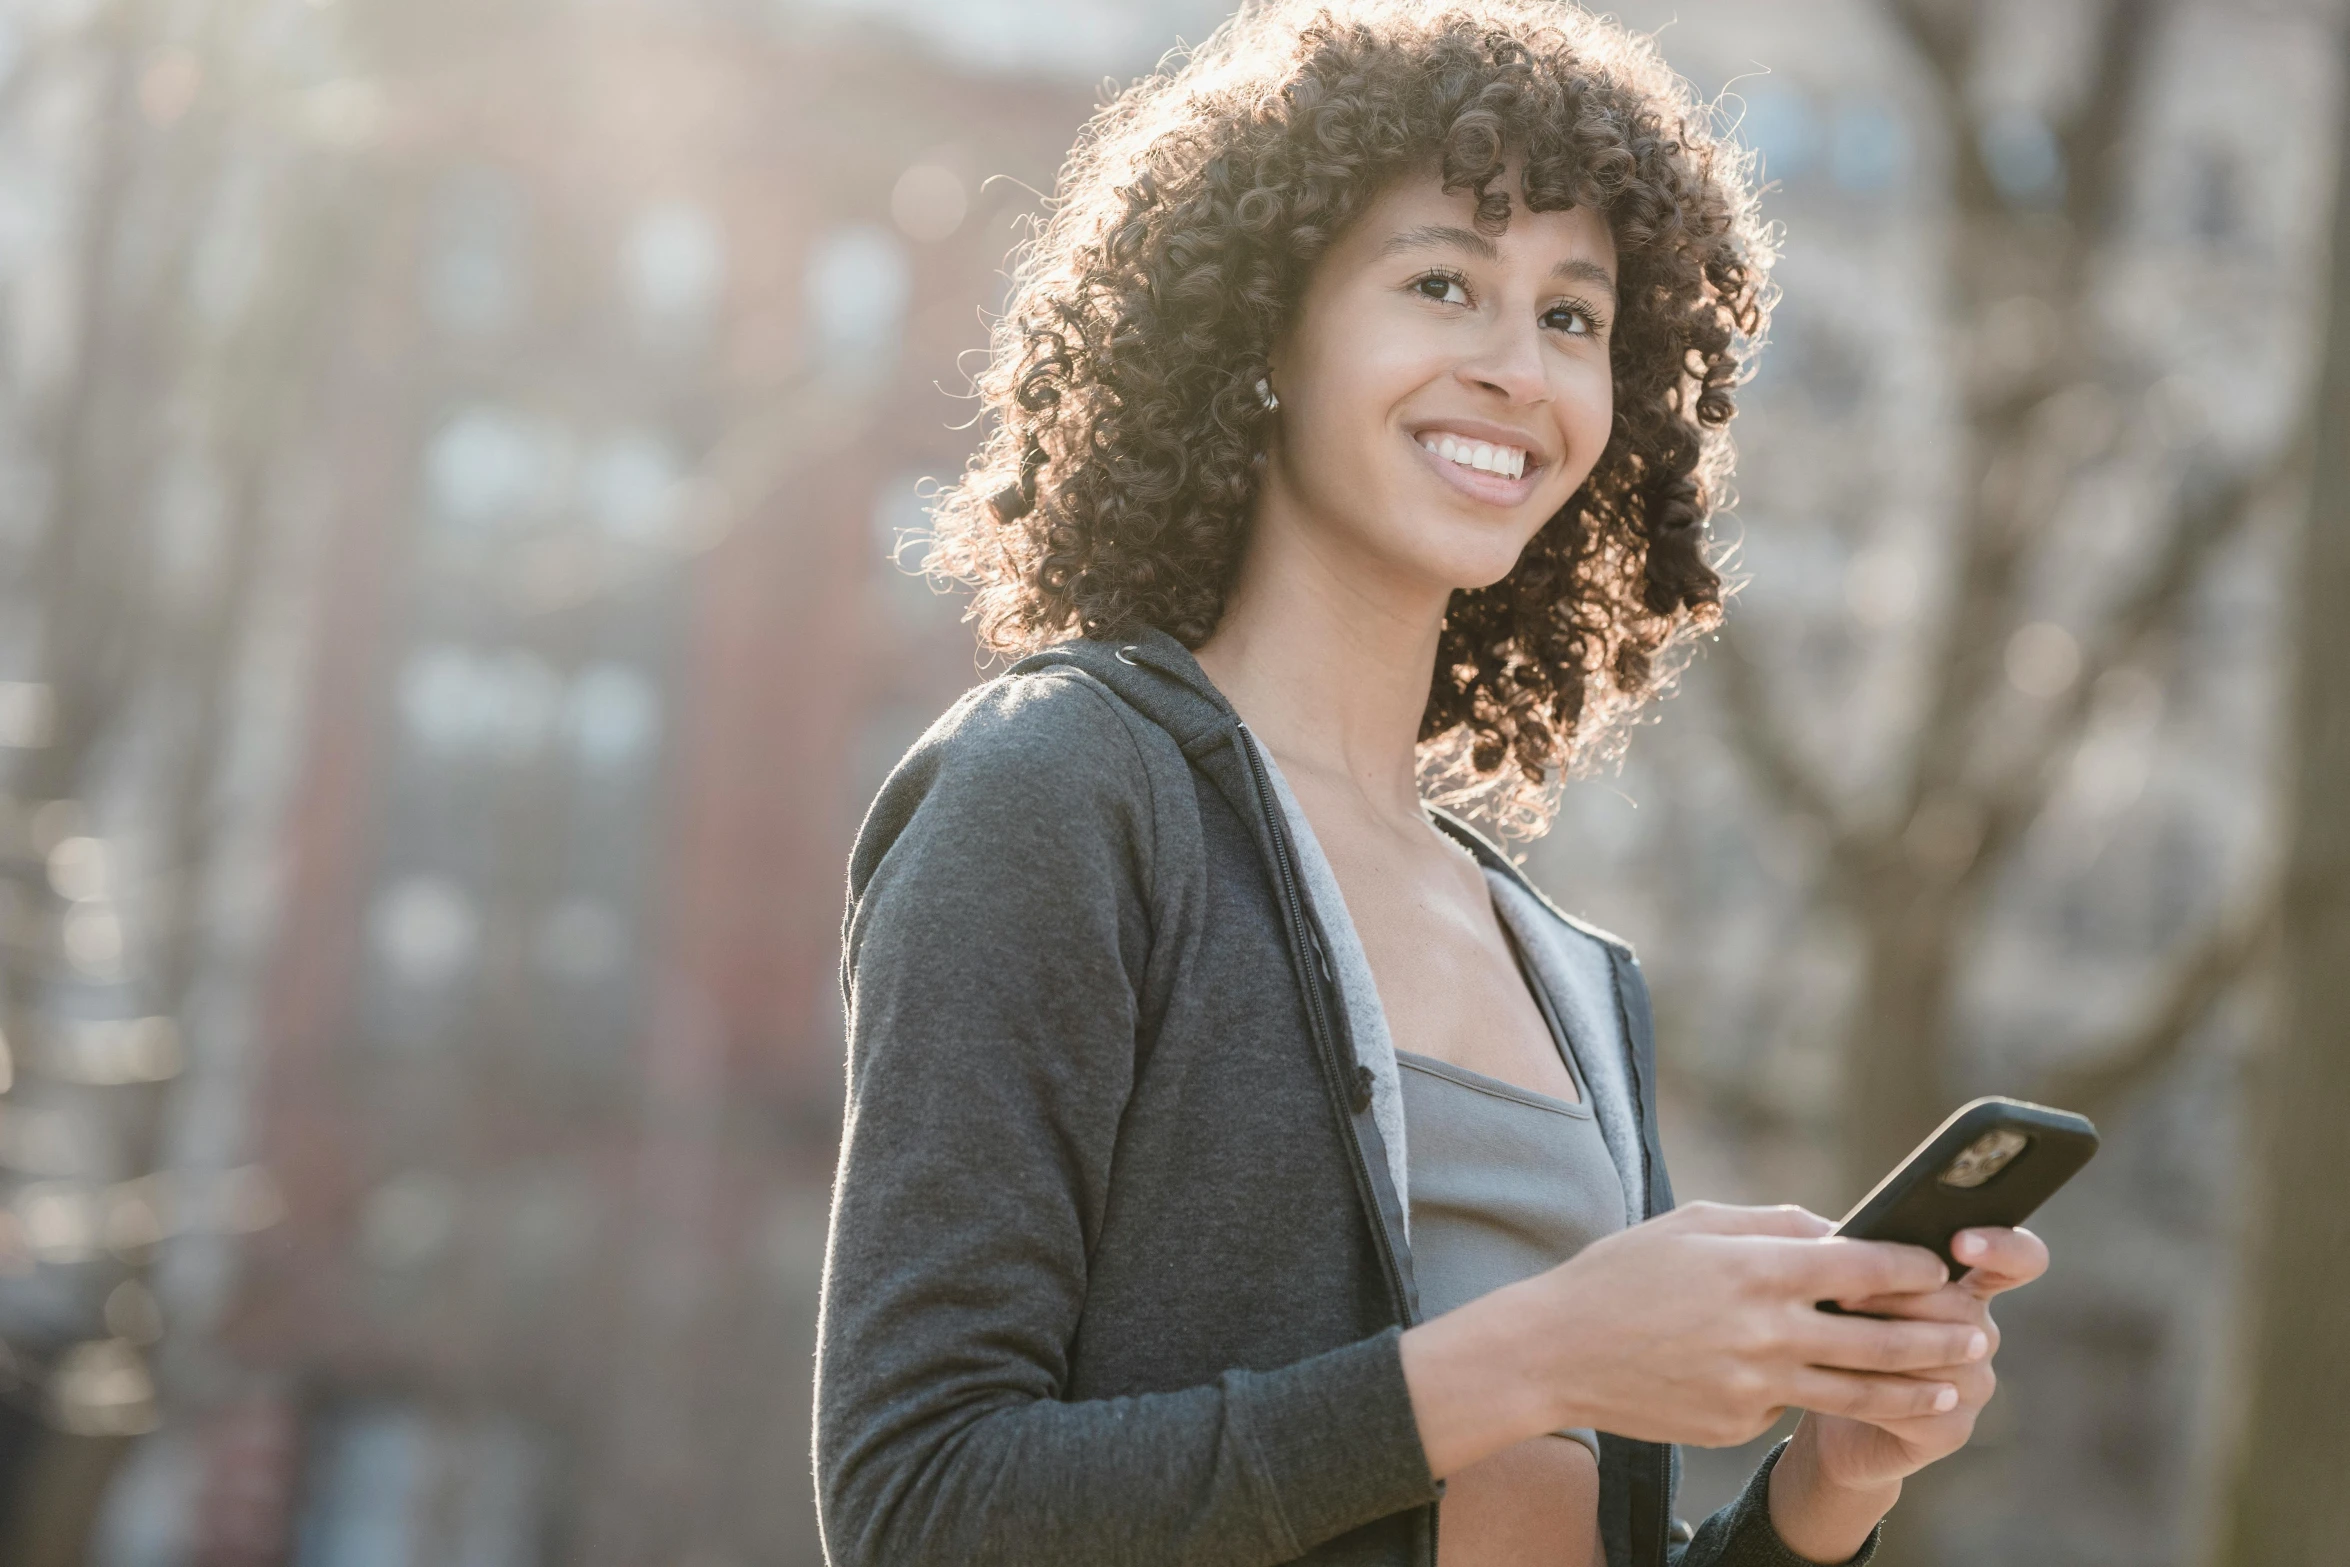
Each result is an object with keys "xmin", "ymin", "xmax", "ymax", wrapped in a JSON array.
[
  {"xmin": 1969, "ymin": 435, "xmax": 2306, "ymax": 881},
  {"xmin": 2059, "ymin": 0, "xmax": 2164, "ymax": 247},
  {"xmin": 2079, "ymin": 432, "xmax": 2309, "ymax": 683},
  {"xmin": 1883, "ymin": 0, "xmax": 1969, "ymax": 97},
  {"xmin": 2038, "ymin": 877, "xmax": 2282, "ymax": 1119},
  {"xmin": 1891, "ymin": 8, "xmax": 2173, "ymax": 840},
  {"xmin": 1704, "ymin": 626, "xmax": 1856, "ymax": 850},
  {"xmin": 1882, "ymin": 0, "xmax": 2013, "ymax": 223}
]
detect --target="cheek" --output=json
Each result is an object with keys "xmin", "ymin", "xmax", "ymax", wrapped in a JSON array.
[
  {"xmin": 1318, "ymin": 333, "xmax": 1443, "ymax": 427},
  {"xmin": 1558, "ymin": 359, "xmax": 1615, "ymax": 478},
  {"xmin": 1286, "ymin": 338, "xmax": 1440, "ymax": 474}
]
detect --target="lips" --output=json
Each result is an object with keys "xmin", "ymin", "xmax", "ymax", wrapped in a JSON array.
[{"xmin": 1407, "ymin": 420, "xmax": 1549, "ymax": 506}]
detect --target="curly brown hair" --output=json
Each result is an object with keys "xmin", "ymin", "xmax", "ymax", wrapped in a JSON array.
[{"xmin": 923, "ymin": 0, "xmax": 1771, "ymax": 830}]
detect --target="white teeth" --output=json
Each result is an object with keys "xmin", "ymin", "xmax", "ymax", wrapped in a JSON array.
[{"xmin": 1420, "ymin": 434, "xmax": 1530, "ymax": 480}]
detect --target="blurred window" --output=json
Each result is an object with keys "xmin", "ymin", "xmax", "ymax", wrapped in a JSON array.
[
  {"xmin": 423, "ymin": 407, "xmax": 572, "ymax": 533},
  {"xmin": 396, "ymin": 645, "xmax": 564, "ymax": 763},
  {"xmin": 296, "ymin": 1405, "xmax": 429, "ymax": 1566},
  {"xmin": 1738, "ymin": 84, "xmax": 1819, "ymax": 183},
  {"xmin": 396, "ymin": 645, "xmax": 481, "ymax": 756},
  {"xmin": 368, "ymin": 876, "xmax": 480, "ymax": 991},
  {"xmin": 563, "ymin": 661, "xmax": 662, "ymax": 773},
  {"xmin": 1978, "ymin": 106, "xmax": 2065, "ymax": 207},
  {"xmin": 296, "ymin": 1404, "xmax": 550, "ymax": 1567},
  {"xmin": 621, "ymin": 202, "xmax": 726, "ymax": 338},
  {"xmin": 581, "ymin": 430, "xmax": 684, "ymax": 544},
  {"xmin": 1829, "ymin": 100, "xmax": 1908, "ymax": 195},
  {"xmin": 803, "ymin": 223, "xmax": 909, "ymax": 366},
  {"xmin": 426, "ymin": 167, "xmax": 529, "ymax": 338}
]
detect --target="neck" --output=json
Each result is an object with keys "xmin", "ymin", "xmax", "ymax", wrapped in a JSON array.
[{"xmin": 1195, "ymin": 483, "xmax": 1449, "ymax": 821}]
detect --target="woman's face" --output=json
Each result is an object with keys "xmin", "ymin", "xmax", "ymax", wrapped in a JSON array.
[{"xmin": 1261, "ymin": 168, "xmax": 1617, "ymax": 598}]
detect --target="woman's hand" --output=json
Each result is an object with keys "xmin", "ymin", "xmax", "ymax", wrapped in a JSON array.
[
  {"xmin": 1763, "ymin": 1223, "xmax": 2048, "ymax": 1563},
  {"xmin": 1787, "ymin": 1223, "xmax": 2049, "ymax": 1482},
  {"xmin": 1399, "ymin": 1202, "xmax": 1981, "ymax": 1480}
]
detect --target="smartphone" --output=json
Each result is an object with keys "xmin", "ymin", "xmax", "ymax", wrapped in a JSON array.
[{"xmin": 1829, "ymin": 1096, "xmax": 2100, "ymax": 1278}]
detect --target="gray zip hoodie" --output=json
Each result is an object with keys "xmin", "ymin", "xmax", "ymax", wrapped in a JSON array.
[{"xmin": 817, "ymin": 627, "xmax": 1880, "ymax": 1567}]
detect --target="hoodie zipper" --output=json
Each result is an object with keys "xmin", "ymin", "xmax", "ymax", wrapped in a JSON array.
[
  {"xmin": 1237, "ymin": 719, "xmax": 1445, "ymax": 1567},
  {"xmin": 1233, "ymin": 722, "xmax": 1416, "ymax": 1330},
  {"xmin": 1606, "ymin": 941, "xmax": 1674, "ymax": 1567}
]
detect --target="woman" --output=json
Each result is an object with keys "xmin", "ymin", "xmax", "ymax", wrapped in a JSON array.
[{"xmin": 817, "ymin": 4, "xmax": 2047, "ymax": 1565}]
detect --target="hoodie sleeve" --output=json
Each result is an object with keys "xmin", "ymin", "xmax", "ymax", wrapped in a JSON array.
[
  {"xmin": 1671, "ymin": 1441, "xmax": 1882, "ymax": 1567},
  {"xmin": 816, "ymin": 670, "xmax": 1439, "ymax": 1567}
]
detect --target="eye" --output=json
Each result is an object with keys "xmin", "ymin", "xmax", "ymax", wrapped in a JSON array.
[
  {"xmin": 1412, "ymin": 271, "xmax": 1471, "ymax": 306},
  {"xmin": 1543, "ymin": 299, "xmax": 1604, "ymax": 337}
]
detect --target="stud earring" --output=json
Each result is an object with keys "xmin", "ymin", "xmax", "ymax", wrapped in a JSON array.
[{"xmin": 1256, "ymin": 377, "xmax": 1279, "ymax": 411}]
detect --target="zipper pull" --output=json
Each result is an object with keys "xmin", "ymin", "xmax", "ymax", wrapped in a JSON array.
[{"xmin": 1351, "ymin": 1064, "xmax": 1374, "ymax": 1113}]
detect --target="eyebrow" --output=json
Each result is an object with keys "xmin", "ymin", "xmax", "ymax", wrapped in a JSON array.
[{"xmin": 1376, "ymin": 223, "xmax": 1619, "ymax": 301}]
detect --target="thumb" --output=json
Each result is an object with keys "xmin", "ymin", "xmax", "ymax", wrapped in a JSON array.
[{"xmin": 1651, "ymin": 1200, "xmax": 1834, "ymax": 1239}]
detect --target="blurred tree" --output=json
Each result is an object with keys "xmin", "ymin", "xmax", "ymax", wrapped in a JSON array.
[
  {"xmin": 0, "ymin": 4, "xmax": 162, "ymax": 1538},
  {"xmin": 0, "ymin": 0, "xmax": 356, "ymax": 1558},
  {"xmin": 1684, "ymin": 3, "xmax": 2310, "ymax": 1562},
  {"xmin": 2207, "ymin": 20, "xmax": 2350, "ymax": 1562},
  {"xmin": 1712, "ymin": 0, "xmax": 2293, "ymax": 1198}
]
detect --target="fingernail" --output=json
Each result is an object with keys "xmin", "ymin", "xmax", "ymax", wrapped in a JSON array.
[
  {"xmin": 1933, "ymin": 1385, "xmax": 1958, "ymax": 1413},
  {"xmin": 1967, "ymin": 1331, "xmax": 1989, "ymax": 1361},
  {"xmin": 1955, "ymin": 1232, "xmax": 1986, "ymax": 1260}
]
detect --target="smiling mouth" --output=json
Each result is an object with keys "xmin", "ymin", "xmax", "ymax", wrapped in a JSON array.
[{"xmin": 1416, "ymin": 431, "xmax": 1531, "ymax": 480}]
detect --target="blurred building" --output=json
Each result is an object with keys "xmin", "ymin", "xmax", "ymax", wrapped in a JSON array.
[{"xmin": 36, "ymin": 6, "xmax": 1104, "ymax": 1564}]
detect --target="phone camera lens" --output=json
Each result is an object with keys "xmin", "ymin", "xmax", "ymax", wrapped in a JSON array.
[{"xmin": 1938, "ymin": 1128, "xmax": 2029, "ymax": 1189}]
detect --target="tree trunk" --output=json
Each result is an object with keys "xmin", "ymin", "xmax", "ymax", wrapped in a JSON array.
[
  {"xmin": 1837, "ymin": 859, "xmax": 1981, "ymax": 1567},
  {"xmin": 2207, "ymin": 39, "xmax": 2350, "ymax": 1567},
  {"xmin": 0, "ymin": 1432, "xmax": 131, "ymax": 1567},
  {"xmin": 1841, "ymin": 862, "xmax": 1971, "ymax": 1197}
]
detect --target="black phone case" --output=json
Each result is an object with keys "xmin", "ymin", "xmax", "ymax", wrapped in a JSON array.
[{"xmin": 1830, "ymin": 1097, "xmax": 2100, "ymax": 1274}]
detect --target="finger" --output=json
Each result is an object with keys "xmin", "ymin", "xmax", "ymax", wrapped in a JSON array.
[
  {"xmin": 1834, "ymin": 1287, "xmax": 1993, "ymax": 1328},
  {"xmin": 1949, "ymin": 1226, "xmax": 2049, "ymax": 1294},
  {"xmin": 1787, "ymin": 1366, "xmax": 1959, "ymax": 1424},
  {"xmin": 1945, "ymin": 1361, "xmax": 1997, "ymax": 1411},
  {"xmin": 1798, "ymin": 1312, "xmax": 1987, "ymax": 1374},
  {"xmin": 1794, "ymin": 1237, "xmax": 1950, "ymax": 1303},
  {"xmin": 1655, "ymin": 1201, "xmax": 1834, "ymax": 1240}
]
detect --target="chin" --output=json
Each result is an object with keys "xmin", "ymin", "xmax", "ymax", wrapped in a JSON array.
[
  {"xmin": 1316, "ymin": 474, "xmax": 1554, "ymax": 596},
  {"xmin": 1408, "ymin": 529, "xmax": 1542, "ymax": 596}
]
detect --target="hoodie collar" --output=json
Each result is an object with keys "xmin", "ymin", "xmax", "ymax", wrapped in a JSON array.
[{"xmin": 1008, "ymin": 626, "xmax": 1243, "ymax": 759}]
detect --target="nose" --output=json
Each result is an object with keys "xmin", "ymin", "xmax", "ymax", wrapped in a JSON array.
[{"xmin": 1455, "ymin": 314, "xmax": 1550, "ymax": 405}]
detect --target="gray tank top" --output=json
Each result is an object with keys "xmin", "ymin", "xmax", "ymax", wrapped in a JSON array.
[{"xmin": 1397, "ymin": 1011, "xmax": 1625, "ymax": 1460}]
